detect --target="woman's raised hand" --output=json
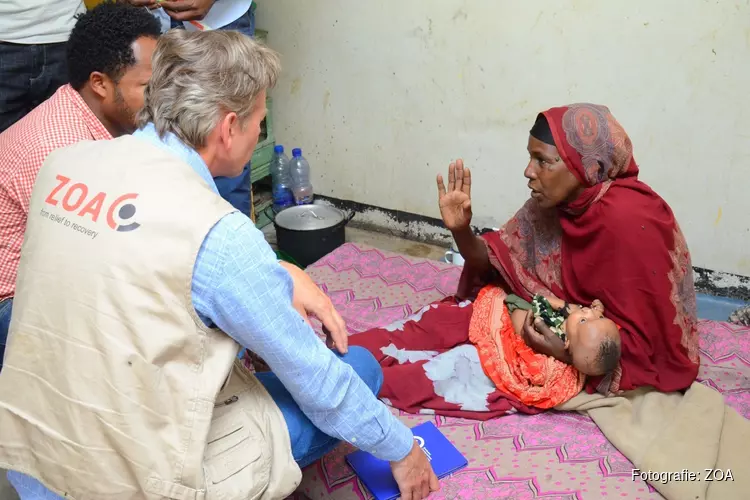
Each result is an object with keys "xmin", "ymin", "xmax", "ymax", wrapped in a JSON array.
[{"xmin": 437, "ymin": 159, "xmax": 472, "ymax": 232}]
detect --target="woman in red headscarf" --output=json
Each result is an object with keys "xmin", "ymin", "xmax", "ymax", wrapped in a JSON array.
[{"xmin": 348, "ymin": 103, "xmax": 699, "ymax": 419}]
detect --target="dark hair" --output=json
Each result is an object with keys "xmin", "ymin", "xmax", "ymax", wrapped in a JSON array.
[
  {"xmin": 67, "ymin": 1, "xmax": 162, "ymax": 90},
  {"xmin": 595, "ymin": 337, "xmax": 621, "ymax": 375}
]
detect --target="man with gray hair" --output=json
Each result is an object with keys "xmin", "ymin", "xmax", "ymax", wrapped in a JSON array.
[{"xmin": 0, "ymin": 30, "xmax": 439, "ymax": 500}]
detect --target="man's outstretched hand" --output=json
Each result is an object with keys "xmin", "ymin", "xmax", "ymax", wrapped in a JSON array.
[
  {"xmin": 390, "ymin": 441, "xmax": 440, "ymax": 500},
  {"xmin": 279, "ymin": 261, "xmax": 348, "ymax": 354}
]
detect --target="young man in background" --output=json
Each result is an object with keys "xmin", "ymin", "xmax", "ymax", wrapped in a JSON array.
[{"xmin": 0, "ymin": 2, "xmax": 162, "ymax": 371}]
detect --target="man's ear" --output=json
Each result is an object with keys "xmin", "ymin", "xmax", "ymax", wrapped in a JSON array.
[
  {"xmin": 89, "ymin": 72, "xmax": 110, "ymax": 100},
  {"xmin": 218, "ymin": 112, "xmax": 239, "ymax": 150}
]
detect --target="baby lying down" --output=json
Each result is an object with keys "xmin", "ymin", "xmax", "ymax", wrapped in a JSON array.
[
  {"xmin": 510, "ymin": 294, "xmax": 621, "ymax": 376},
  {"xmin": 469, "ymin": 287, "xmax": 622, "ymax": 409}
]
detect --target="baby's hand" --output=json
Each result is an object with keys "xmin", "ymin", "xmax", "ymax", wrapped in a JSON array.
[
  {"xmin": 544, "ymin": 295, "xmax": 566, "ymax": 310},
  {"xmin": 591, "ymin": 299, "xmax": 604, "ymax": 313}
]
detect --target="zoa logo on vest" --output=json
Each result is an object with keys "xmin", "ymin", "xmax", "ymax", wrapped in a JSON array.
[{"xmin": 44, "ymin": 174, "xmax": 141, "ymax": 233}]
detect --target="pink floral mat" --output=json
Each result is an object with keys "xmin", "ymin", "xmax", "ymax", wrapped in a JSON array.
[{"xmin": 291, "ymin": 243, "xmax": 750, "ymax": 500}]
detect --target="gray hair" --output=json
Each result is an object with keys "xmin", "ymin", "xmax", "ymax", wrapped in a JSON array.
[{"xmin": 136, "ymin": 29, "xmax": 280, "ymax": 149}]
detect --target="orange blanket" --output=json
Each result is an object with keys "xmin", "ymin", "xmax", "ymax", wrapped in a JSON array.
[{"xmin": 469, "ymin": 286, "xmax": 584, "ymax": 409}]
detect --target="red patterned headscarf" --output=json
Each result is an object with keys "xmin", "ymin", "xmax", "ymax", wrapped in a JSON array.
[{"xmin": 459, "ymin": 103, "xmax": 700, "ymax": 395}]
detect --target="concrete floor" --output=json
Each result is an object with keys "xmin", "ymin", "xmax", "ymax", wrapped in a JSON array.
[
  {"xmin": 265, "ymin": 224, "xmax": 450, "ymax": 260},
  {"xmin": 344, "ymin": 227, "xmax": 447, "ymax": 260},
  {"xmin": 263, "ymin": 224, "xmax": 448, "ymax": 261}
]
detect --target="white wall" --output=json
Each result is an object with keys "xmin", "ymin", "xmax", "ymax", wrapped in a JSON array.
[{"xmin": 257, "ymin": 0, "xmax": 750, "ymax": 276}]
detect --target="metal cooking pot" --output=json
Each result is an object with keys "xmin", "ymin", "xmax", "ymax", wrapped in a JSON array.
[{"xmin": 273, "ymin": 204, "xmax": 355, "ymax": 268}]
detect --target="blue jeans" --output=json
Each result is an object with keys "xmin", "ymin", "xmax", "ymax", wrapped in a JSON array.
[
  {"xmin": 171, "ymin": 8, "xmax": 257, "ymax": 216},
  {"xmin": 0, "ymin": 42, "xmax": 68, "ymax": 133},
  {"xmin": 256, "ymin": 346, "xmax": 384, "ymax": 468},
  {"xmin": 0, "ymin": 298, "xmax": 11, "ymax": 372}
]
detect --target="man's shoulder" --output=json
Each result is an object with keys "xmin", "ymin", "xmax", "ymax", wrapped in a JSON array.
[
  {"xmin": 208, "ymin": 211, "xmax": 258, "ymax": 249},
  {"xmin": 195, "ymin": 211, "xmax": 269, "ymax": 293},
  {"xmin": 0, "ymin": 92, "xmax": 93, "ymax": 177},
  {"xmin": 45, "ymin": 134, "xmax": 137, "ymax": 160},
  {"xmin": 201, "ymin": 211, "xmax": 267, "ymax": 264},
  {"xmin": 217, "ymin": 211, "xmax": 254, "ymax": 232}
]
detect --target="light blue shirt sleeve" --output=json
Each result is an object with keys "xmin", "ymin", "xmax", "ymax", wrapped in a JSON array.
[{"xmin": 192, "ymin": 212, "xmax": 414, "ymax": 463}]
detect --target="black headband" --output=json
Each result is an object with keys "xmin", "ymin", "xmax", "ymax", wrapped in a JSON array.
[{"xmin": 529, "ymin": 113, "xmax": 555, "ymax": 146}]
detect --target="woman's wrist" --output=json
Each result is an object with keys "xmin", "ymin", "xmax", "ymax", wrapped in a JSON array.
[{"xmin": 451, "ymin": 227, "xmax": 489, "ymax": 267}]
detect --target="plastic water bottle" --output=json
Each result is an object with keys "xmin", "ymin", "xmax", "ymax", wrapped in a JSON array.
[
  {"xmin": 270, "ymin": 145, "xmax": 294, "ymax": 212},
  {"xmin": 289, "ymin": 148, "xmax": 314, "ymax": 205}
]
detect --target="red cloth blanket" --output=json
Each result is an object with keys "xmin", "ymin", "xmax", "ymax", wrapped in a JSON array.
[{"xmin": 349, "ymin": 295, "xmax": 547, "ymax": 420}]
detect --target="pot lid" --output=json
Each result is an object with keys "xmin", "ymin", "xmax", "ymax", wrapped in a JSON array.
[{"xmin": 274, "ymin": 204, "xmax": 345, "ymax": 231}]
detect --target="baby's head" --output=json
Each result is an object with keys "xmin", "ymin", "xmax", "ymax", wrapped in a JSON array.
[{"xmin": 563, "ymin": 301, "xmax": 621, "ymax": 376}]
